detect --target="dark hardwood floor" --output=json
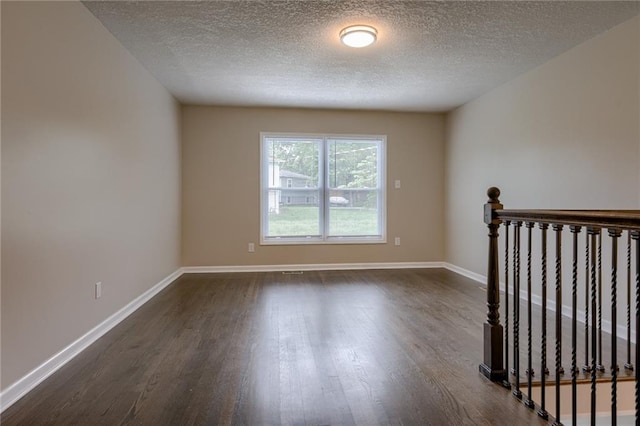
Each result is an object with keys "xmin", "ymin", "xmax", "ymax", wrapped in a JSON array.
[{"xmin": 2, "ymin": 268, "xmax": 544, "ymax": 425}]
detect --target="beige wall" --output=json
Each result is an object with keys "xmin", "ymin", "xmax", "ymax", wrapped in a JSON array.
[
  {"xmin": 445, "ymin": 16, "xmax": 640, "ymax": 276},
  {"xmin": 1, "ymin": 1, "xmax": 181, "ymax": 389},
  {"xmin": 182, "ymin": 106, "xmax": 444, "ymax": 266}
]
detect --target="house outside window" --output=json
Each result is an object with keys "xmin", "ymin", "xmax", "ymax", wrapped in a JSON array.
[{"xmin": 261, "ymin": 133, "xmax": 386, "ymax": 244}]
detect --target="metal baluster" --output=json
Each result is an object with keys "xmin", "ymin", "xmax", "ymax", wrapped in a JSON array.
[
  {"xmin": 570, "ymin": 226, "xmax": 581, "ymax": 426},
  {"xmin": 589, "ymin": 227, "xmax": 599, "ymax": 425},
  {"xmin": 632, "ymin": 230, "xmax": 639, "ymax": 425},
  {"xmin": 503, "ymin": 221, "xmax": 511, "ymax": 389},
  {"xmin": 555, "ymin": 224, "xmax": 565, "ymax": 374},
  {"xmin": 525, "ymin": 222, "xmax": 535, "ymax": 409},
  {"xmin": 626, "ymin": 231, "xmax": 634, "ymax": 371},
  {"xmin": 597, "ymin": 230, "xmax": 605, "ymax": 372},
  {"xmin": 609, "ymin": 228, "xmax": 621, "ymax": 425},
  {"xmin": 551, "ymin": 224, "xmax": 563, "ymax": 426},
  {"xmin": 513, "ymin": 221, "xmax": 523, "ymax": 399},
  {"xmin": 583, "ymin": 233, "xmax": 591, "ymax": 372},
  {"xmin": 538, "ymin": 223, "xmax": 549, "ymax": 420}
]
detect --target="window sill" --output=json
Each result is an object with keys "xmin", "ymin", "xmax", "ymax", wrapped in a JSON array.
[{"xmin": 261, "ymin": 237, "xmax": 386, "ymax": 246}]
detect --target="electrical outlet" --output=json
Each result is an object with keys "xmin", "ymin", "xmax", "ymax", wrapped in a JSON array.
[
  {"xmin": 395, "ymin": 237, "xmax": 401, "ymax": 246},
  {"xmin": 395, "ymin": 180, "xmax": 401, "ymax": 189},
  {"xmin": 248, "ymin": 242, "xmax": 255, "ymax": 253},
  {"xmin": 95, "ymin": 282, "xmax": 102, "ymax": 299}
]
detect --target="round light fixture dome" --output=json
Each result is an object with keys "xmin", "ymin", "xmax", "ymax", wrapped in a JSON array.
[{"xmin": 339, "ymin": 25, "xmax": 377, "ymax": 48}]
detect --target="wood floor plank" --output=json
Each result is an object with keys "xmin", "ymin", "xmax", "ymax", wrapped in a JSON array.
[{"xmin": 2, "ymin": 269, "xmax": 545, "ymax": 425}]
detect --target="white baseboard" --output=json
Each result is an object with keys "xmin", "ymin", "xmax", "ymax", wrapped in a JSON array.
[
  {"xmin": 181, "ymin": 261, "xmax": 445, "ymax": 273},
  {"xmin": 0, "ymin": 268, "xmax": 183, "ymax": 413},
  {"xmin": 443, "ymin": 263, "xmax": 635, "ymax": 344},
  {"xmin": 443, "ymin": 262, "xmax": 486, "ymax": 283}
]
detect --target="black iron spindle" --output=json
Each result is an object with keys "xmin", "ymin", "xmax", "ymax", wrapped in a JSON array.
[
  {"xmin": 626, "ymin": 231, "xmax": 633, "ymax": 371},
  {"xmin": 525, "ymin": 222, "xmax": 535, "ymax": 409},
  {"xmin": 570, "ymin": 226, "xmax": 581, "ymax": 426},
  {"xmin": 551, "ymin": 224, "xmax": 563, "ymax": 426},
  {"xmin": 504, "ymin": 221, "xmax": 511, "ymax": 389},
  {"xmin": 589, "ymin": 227, "xmax": 599, "ymax": 425},
  {"xmin": 610, "ymin": 228, "xmax": 621, "ymax": 425},
  {"xmin": 632, "ymin": 230, "xmax": 640, "ymax": 424},
  {"xmin": 538, "ymin": 223, "xmax": 549, "ymax": 420},
  {"xmin": 513, "ymin": 221, "xmax": 523, "ymax": 399},
  {"xmin": 597, "ymin": 230, "xmax": 605, "ymax": 372},
  {"xmin": 583, "ymin": 233, "xmax": 591, "ymax": 372}
]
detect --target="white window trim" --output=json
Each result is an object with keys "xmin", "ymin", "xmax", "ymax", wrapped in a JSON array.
[{"xmin": 260, "ymin": 132, "xmax": 387, "ymax": 245}]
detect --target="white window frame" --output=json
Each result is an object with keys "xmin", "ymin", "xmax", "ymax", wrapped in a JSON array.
[{"xmin": 260, "ymin": 132, "xmax": 386, "ymax": 245}]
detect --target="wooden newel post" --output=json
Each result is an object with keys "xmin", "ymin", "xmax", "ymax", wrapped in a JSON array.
[{"xmin": 480, "ymin": 187, "xmax": 506, "ymax": 381}]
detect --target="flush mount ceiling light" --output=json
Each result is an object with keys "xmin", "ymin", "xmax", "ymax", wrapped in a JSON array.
[{"xmin": 339, "ymin": 25, "xmax": 377, "ymax": 48}]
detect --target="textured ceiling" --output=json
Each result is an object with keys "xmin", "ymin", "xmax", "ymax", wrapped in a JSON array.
[{"xmin": 82, "ymin": 1, "xmax": 639, "ymax": 112}]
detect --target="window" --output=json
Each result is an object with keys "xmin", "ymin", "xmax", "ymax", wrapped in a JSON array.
[{"xmin": 261, "ymin": 133, "xmax": 386, "ymax": 244}]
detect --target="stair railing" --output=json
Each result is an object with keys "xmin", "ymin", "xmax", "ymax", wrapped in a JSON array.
[{"xmin": 480, "ymin": 187, "xmax": 640, "ymax": 425}]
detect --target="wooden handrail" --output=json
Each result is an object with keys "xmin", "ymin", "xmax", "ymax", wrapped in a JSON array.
[
  {"xmin": 484, "ymin": 187, "xmax": 640, "ymax": 230},
  {"xmin": 495, "ymin": 210, "xmax": 640, "ymax": 230}
]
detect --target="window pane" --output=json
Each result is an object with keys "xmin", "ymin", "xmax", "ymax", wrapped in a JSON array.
[
  {"xmin": 267, "ymin": 191, "xmax": 321, "ymax": 237},
  {"xmin": 328, "ymin": 139, "xmax": 378, "ymax": 189},
  {"xmin": 266, "ymin": 138, "xmax": 320, "ymax": 189},
  {"xmin": 328, "ymin": 190, "xmax": 380, "ymax": 236},
  {"xmin": 264, "ymin": 137, "xmax": 321, "ymax": 238}
]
